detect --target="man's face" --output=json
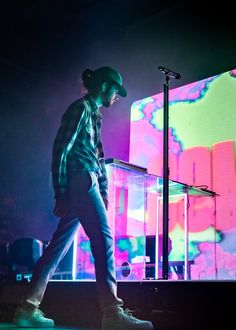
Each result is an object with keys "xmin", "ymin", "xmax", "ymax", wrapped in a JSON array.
[{"xmin": 101, "ymin": 83, "xmax": 119, "ymax": 108}]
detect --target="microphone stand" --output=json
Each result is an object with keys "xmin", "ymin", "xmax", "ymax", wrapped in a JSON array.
[
  {"xmin": 162, "ymin": 75, "xmax": 170, "ymax": 279},
  {"xmin": 158, "ymin": 66, "xmax": 181, "ymax": 279}
]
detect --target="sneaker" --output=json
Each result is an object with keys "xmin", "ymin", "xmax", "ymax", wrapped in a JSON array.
[
  {"xmin": 102, "ymin": 307, "xmax": 154, "ymax": 330},
  {"xmin": 13, "ymin": 305, "xmax": 55, "ymax": 328}
]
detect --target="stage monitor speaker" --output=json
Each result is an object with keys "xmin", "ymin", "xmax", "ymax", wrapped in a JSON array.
[{"xmin": 8, "ymin": 237, "xmax": 43, "ymax": 271}]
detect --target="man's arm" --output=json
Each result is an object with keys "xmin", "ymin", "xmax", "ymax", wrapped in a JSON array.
[{"xmin": 51, "ymin": 101, "xmax": 86, "ymax": 199}]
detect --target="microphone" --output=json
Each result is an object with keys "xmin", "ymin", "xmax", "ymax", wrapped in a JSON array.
[{"xmin": 158, "ymin": 66, "xmax": 181, "ymax": 79}]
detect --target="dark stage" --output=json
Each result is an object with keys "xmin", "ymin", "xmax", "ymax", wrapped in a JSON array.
[{"xmin": 0, "ymin": 280, "xmax": 234, "ymax": 329}]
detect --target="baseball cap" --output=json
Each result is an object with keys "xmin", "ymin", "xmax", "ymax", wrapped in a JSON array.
[{"xmin": 91, "ymin": 66, "xmax": 127, "ymax": 97}]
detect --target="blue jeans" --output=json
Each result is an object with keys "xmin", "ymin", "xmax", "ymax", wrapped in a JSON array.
[{"xmin": 25, "ymin": 170, "xmax": 123, "ymax": 312}]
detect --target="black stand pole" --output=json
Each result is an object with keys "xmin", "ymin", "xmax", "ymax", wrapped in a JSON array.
[
  {"xmin": 158, "ymin": 66, "xmax": 181, "ymax": 280},
  {"xmin": 162, "ymin": 76, "xmax": 170, "ymax": 279}
]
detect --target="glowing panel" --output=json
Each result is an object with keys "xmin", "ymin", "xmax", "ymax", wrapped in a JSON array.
[{"xmin": 129, "ymin": 69, "xmax": 236, "ymax": 280}]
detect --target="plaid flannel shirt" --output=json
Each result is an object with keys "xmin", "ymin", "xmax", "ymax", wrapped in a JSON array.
[{"xmin": 51, "ymin": 95, "xmax": 108, "ymax": 199}]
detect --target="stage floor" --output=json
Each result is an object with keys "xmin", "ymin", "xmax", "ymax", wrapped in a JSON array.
[
  {"xmin": 0, "ymin": 280, "xmax": 234, "ymax": 329},
  {"xmin": 0, "ymin": 324, "xmax": 97, "ymax": 330}
]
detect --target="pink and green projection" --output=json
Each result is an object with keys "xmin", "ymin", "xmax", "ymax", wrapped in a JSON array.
[{"xmin": 129, "ymin": 69, "xmax": 236, "ymax": 280}]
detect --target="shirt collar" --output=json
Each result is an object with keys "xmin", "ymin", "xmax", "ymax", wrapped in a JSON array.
[{"xmin": 84, "ymin": 94, "xmax": 102, "ymax": 118}]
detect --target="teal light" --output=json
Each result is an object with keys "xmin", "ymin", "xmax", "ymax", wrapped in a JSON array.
[
  {"xmin": 131, "ymin": 97, "xmax": 154, "ymax": 122},
  {"xmin": 80, "ymin": 240, "xmax": 91, "ymax": 252}
]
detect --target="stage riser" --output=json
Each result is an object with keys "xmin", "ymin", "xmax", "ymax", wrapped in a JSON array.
[{"xmin": 0, "ymin": 281, "xmax": 234, "ymax": 329}]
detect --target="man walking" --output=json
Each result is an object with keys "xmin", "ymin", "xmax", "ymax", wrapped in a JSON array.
[{"xmin": 13, "ymin": 66, "xmax": 153, "ymax": 330}]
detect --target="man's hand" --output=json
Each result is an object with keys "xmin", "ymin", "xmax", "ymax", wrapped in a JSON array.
[
  {"xmin": 53, "ymin": 196, "xmax": 68, "ymax": 218},
  {"xmin": 102, "ymin": 196, "xmax": 109, "ymax": 210}
]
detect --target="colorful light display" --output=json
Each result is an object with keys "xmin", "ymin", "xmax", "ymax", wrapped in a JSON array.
[{"xmin": 129, "ymin": 69, "xmax": 236, "ymax": 280}]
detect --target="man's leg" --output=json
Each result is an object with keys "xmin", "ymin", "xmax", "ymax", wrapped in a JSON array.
[
  {"xmin": 76, "ymin": 172, "xmax": 153, "ymax": 329},
  {"xmin": 13, "ymin": 216, "xmax": 79, "ymax": 327},
  {"xmin": 72, "ymin": 171, "xmax": 122, "ymax": 311}
]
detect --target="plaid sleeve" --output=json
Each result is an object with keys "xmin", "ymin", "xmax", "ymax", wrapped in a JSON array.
[
  {"xmin": 51, "ymin": 101, "xmax": 86, "ymax": 198},
  {"xmin": 97, "ymin": 140, "xmax": 108, "ymax": 198}
]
